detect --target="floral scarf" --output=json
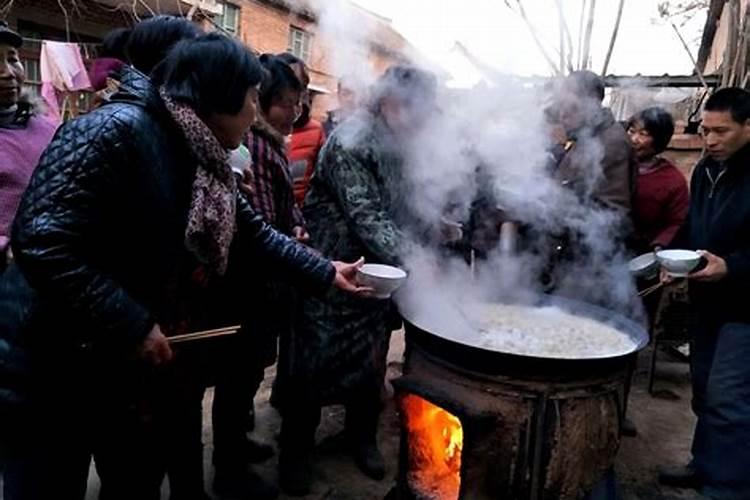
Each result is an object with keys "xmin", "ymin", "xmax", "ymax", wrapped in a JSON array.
[{"xmin": 160, "ymin": 88, "xmax": 237, "ymax": 275}]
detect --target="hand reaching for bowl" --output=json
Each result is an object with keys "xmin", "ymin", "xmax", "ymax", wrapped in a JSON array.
[
  {"xmin": 689, "ymin": 250, "xmax": 727, "ymax": 282},
  {"xmin": 332, "ymin": 257, "xmax": 373, "ymax": 295}
]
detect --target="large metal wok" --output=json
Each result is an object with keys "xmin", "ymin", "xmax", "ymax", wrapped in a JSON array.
[{"xmin": 398, "ymin": 295, "xmax": 649, "ymax": 378}]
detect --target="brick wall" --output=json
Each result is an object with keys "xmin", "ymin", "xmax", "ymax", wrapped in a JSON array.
[{"xmin": 231, "ymin": 0, "xmax": 406, "ymax": 121}]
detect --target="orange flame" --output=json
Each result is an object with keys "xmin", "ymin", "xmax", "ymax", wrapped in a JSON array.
[{"xmin": 402, "ymin": 394, "xmax": 463, "ymax": 500}]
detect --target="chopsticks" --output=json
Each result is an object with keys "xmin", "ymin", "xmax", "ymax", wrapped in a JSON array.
[
  {"xmin": 638, "ymin": 282, "xmax": 664, "ymax": 298},
  {"xmin": 168, "ymin": 325, "xmax": 241, "ymax": 345}
]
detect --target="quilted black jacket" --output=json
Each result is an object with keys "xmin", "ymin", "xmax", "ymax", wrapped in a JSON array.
[{"xmin": 8, "ymin": 68, "xmax": 334, "ymax": 359}]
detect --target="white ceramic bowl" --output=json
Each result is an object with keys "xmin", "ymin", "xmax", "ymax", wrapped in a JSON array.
[
  {"xmin": 629, "ymin": 252, "xmax": 658, "ymax": 279},
  {"xmin": 656, "ymin": 249, "xmax": 701, "ymax": 277},
  {"xmin": 356, "ymin": 264, "xmax": 408, "ymax": 299}
]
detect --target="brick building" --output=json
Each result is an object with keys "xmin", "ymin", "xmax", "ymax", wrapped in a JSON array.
[
  {"xmin": 4, "ymin": 0, "xmax": 415, "ymax": 119},
  {"xmin": 210, "ymin": 0, "xmax": 415, "ymax": 119}
]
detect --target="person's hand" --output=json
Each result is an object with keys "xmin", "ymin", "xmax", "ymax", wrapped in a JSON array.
[
  {"xmin": 439, "ymin": 217, "xmax": 463, "ymax": 244},
  {"xmin": 137, "ymin": 324, "xmax": 174, "ymax": 367},
  {"xmin": 689, "ymin": 250, "xmax": 728, "ymax": 282},
  {"xmin": 238, "ymin": 167, "xmax": 254, "ymax": 196},
  {"xmin": 332, "ymin": 257, "xmax": 373, "ymax": 295},
  {"xmin": 659, "ymin": 267, "xmax": 674, "ymax": 285},
  {"xmin": 550, "ymin": 124, "xmax": 567, "ymax": 145},
  {"xmin": 293, "ymin": 226, "xmax": 310, "ymax": 243}
]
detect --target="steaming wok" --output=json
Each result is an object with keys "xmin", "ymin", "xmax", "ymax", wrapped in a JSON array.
[{"xmin": 398, "ymin": 296, "xmax": 649, "ymax": 377}]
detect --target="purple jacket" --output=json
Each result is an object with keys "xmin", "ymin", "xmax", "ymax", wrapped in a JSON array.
[{"xmin": 0, "ymin": 112, "xmax": 59, "ymax": 252}]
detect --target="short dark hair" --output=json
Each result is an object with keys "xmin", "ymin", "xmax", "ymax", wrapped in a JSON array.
[
  {"xmin": 126, "ymin": 16, "xmax": 201, "ymax": 74},
  {"xmin": 565, "ymin": 70, "xmax": 605, "ymax": 102},
  {"xmin": 705, "ymin": 87, "xmax": 750, "ymax": 124},
  {"xmin": 627, "ymin": 107, "xmax": 675, "ymax": 153},
  {"xmin": 370, "ymin": 65, "xmax": 437, "ymax": 111},
  {"xmin": 275, "ymin": 52, "xmax": 310, "ymax": 87},
  {"xmin": 99, "ymin": 27, "xmax": 131, "ymax": 60},
  {"xmin": 155, "ymin": 33, "xmax": 264, "ymax": 117},
  {"xmin": 257, "ymin": 54, "xmax": 303, "ymax": 113}
]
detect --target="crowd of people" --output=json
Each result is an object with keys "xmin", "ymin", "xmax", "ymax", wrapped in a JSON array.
[{"xmin": 1, "ymin": 13, "xmax": 750, "ymax": 500}]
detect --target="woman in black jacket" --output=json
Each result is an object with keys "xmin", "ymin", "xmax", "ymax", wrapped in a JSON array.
[{"xmin": 3, "ymin": 34, "xmax": 364, "ymax": 500}]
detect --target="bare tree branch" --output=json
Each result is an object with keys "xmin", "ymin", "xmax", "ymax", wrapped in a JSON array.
[
  {"xmin": 671, "ymin": 21, "xmax": 709, "ymax": 90},
  {"xmin": 0, "ymin": 0, "xmax": 14, "ymax": 19},
  {"xmin": 555, "ymin": 0, "xmax": 575, "ymax": 73},
  {"xmin": 56, "ymin": 0, "xmax": 71, "ymax": 41},
  {"xmin": 137, "ymin": 0, "xmax": 156, "ymax": 16},
  {"xmin": 509, "ymin": 0, "xmax": 561, "ymax": 75},
  {"xmin": 577, "ymin": 0, "xmax": 587, "ymax": 69},
  {"xmin": 581, "ymin": 0, "xmax": 597, "ymax": 70},
  {"xmin": 601, "ymin": 0, "xmax": 625, "ymax": 76}
]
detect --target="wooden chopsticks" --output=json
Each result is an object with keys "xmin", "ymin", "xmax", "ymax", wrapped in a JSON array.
[
  {"xmin": 638, "ymin": 282, "xmax": 664, "ymax": 298},
  {"xmin": 167, "ymin": 325, "xmax": 241, "ymax": 345}
]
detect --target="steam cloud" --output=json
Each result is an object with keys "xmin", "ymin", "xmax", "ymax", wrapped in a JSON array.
[{"xmin": 309, "ymin": 2, "xmax": 645, "ymax": 335}]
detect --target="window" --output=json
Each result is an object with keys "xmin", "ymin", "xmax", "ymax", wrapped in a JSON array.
[
  {"xmin": 287, "ymin": 26, "xmax": 311, "ymax": 62},
  {"xmin": 217, "ymin": 2, "xmax": 240, "ymax": 36},
  {"xmin": 22, "ymin": 59, "xmax": 41, "ymax": 95}
]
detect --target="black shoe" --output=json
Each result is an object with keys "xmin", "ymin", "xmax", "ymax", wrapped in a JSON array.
[
  {"xmin": 279, "ymin": 452, "xmax": 313, "ymax": 497},
  {"xmin": 351, "ymin": 442, "xmax": 386, "ymax": 480},
  {"xmin": 621, "ymin": 417, "xmax": 638, "ymax": 437},
  {"xmin": 243, "ymin": 437, "xmax": 275, "ymax": 463},
  {"xmin": 213, "ymin": 467, "xmax": 279, "ymax": 500},
  {"xmin": 657, "ymin": 463, "xmax": 701, "ymax": 489}
]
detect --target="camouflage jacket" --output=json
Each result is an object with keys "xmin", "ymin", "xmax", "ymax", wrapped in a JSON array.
[
  {"xmin": 303, "ymin": 111, "xmax": 408, "ymax": 266},
  {"xmin": 287, "ymin": 111, "xmax": 408, "ymax": 403}
]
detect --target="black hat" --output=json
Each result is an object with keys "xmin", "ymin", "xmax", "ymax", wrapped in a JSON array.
[{"xmin": 0, "ymin": 21, "xmax": 23, "ymax": 48}]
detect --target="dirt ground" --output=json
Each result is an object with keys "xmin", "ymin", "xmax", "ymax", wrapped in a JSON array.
[{"xmin": 73, "ymin": 331, "xmax": 702, "ymax": 500}]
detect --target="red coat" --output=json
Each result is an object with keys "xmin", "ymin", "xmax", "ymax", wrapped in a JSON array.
[
  {"xmin": 632, "ymin": 157, "xmax": 689, "ymax": 251},
  {"xmin": 289, "ymin": 119, "xmax": 325, "ymax": 206}
]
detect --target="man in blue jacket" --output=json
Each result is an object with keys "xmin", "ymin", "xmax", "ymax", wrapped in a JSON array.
[{"xmin": 659, "ymin": 87, "xmax": 750, "ymax": 499}]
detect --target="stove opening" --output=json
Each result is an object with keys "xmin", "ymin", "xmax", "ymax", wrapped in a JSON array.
[{"xmin": 401, "ymin": 393, "xmax": 464, "ymax": 500}]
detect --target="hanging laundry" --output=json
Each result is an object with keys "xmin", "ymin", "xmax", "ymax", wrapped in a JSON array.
[{"xmin": 40, "ymin": 41, "xmax": 92, "ymax": 118}]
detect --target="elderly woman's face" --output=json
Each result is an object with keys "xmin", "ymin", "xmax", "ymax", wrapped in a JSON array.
[
  {"xmin": 627, "ymin": 120, "xmax": 657, "ymax": 161},
  {"xmin": 0, "ymin": 44, "xmax": 24, "ymax": 108},
  {"xmin": 206, "ymin": 87, "xmax": 259, "ymax": 149}
]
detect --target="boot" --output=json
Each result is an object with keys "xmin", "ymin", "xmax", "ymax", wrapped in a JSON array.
[
  {"xmin": 212, "ymin": 466, "xmax": 278, "ymax": 500},
  {"xmin": 351, "ymin": 441, "xmax": 386, "ymax": 480},
  {"xmin": 279, "ymin": 450, "xmax": 313, "ymax": 497},
  {"xmin": 345, "ymin": 403, "xmax": 385, "ymax": 480},
  {"xmin": 657, "ymin": 463, "xmax": 701, "ymax": 489},
  {"xmin": 242, "ymin": 437, "xmax": 275, "ymax": 463},
  {"xmin": 621, "ymin": 417, "xmax": 637, "ymax": 438}
]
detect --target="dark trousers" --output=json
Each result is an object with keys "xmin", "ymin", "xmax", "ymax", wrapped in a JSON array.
[
  {"xmin": 691, "ymin": 320, "xmax": 750, "ymax": 499},
  {"xmin": 279, "ymin": 386, "xmax": 383, "ymax": 457},
  {"xmin": 3, "ymin": 360, "xmax": 207, "ymax": 500},
  {"xmin": 211, "ymin": 356, "xmax": 265, "ymax": 468}
]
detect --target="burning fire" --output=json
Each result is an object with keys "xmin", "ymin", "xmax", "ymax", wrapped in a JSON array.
[{"xmin": 402, "ymin": 394, "xmax": 463, "ymax": 500}]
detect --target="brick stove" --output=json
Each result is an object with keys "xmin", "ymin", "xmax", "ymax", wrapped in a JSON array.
[{"xmin": 389, "ymin": 298, "xmax": 647, "ymax": 500}]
